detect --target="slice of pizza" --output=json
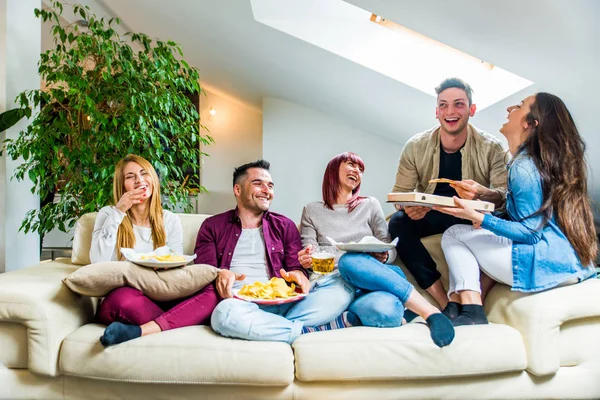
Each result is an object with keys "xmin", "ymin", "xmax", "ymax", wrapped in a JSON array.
[{"xmin": 428, "ymin": 178, "xmax": 457, "ymax": 184}]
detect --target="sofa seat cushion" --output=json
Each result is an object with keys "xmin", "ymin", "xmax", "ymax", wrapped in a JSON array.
[
  {"xmin": 60, "ymin": 324, "xmax": 295, "ymax": 385},
  {"xmin": 292, "ymin": 322, "xmax": 527, "ymax": 382}
]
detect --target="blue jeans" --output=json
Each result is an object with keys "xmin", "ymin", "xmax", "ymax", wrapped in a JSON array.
[
  {"xmin": 211, "ymin": 271, "xmax": 355, "ymax": 344},
  {"xmin": 338, "ymin": 253, "xmax": 414, "ymax": 328}
]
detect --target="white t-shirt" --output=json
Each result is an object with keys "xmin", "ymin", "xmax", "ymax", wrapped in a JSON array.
[
  {"xmin": 89, "ymin": 206, "xmax": 183, "ymax": 263},
  {"xmin": 230, "ymin": 227, "xmax": 270, "ymax": 290}
]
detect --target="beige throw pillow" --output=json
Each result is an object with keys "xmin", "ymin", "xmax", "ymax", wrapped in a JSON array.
[{"xmin": 63, "ymin": 261, "xmax": 219, "ymax": 302}]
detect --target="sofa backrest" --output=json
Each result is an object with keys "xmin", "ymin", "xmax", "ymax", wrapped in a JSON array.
[{"xmin": 71, "ymin": 212, "xmax": 211, "ymax": 265}]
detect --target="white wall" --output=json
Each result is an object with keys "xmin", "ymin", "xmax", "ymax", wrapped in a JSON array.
[
  {"xmin": 263, "ymin": 97, "xmax": 403, "ymax": 224},
  {"xmin": 196, "ymin": 87, "xmax": 263, "ymax": 215},
  {"xmin": 0, "ymin": 0, "xmax": 41, "ymax": 272},
  {"xmin": 0, "ymin": 0, "xmax": 7, "ymax": 273}
]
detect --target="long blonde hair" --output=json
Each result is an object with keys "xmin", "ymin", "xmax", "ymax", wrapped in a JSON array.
[{"xmin": 113, "ymin": 154, "xmax": 166, "ymax": 259}]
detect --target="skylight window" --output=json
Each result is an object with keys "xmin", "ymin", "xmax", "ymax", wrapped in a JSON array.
[{"xmin": 250, "ymin": 0, "xmax": 533, "ymax": 110}]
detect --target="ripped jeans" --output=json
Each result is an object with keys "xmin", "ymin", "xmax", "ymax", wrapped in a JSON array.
[{"xmin": 211, "ymin": 271, "xmax": 354, "ymax": 344}]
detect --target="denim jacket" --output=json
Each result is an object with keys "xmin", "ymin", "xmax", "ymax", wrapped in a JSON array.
[{"xmin": 480, "ymin": 155, "xmax": 596, "ymax": 292}]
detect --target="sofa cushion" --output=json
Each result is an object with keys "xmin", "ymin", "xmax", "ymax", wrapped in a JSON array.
[
  {"xmin": 71, "ymin": 213, "xmax": 98, "ymax": 265},
  {"xmin": 559, "ymin": 316, "xmax": 600, "ymax": 368},
  {"xmin": 0, "ymin": 322, "xmax": 28, "ymax": 368},
  {"xmin": 292, "ymin": 323, "xmax": 527, "ymax": 381},
  {"xmin": 63, "ymin": 261, "xmax": 219, "ymax": 301},
  {"xmin": 178, "ymin": 213, "xmax": 211, "ymax": 256},
  {"xmin": 485, "ymin": 278, "xmax": 600, "ymax": 376},
  {"xmin": 60, "ymin": 324, "xmax": 295, "ymax": 385},
  {"xmin": 72, "ymin": 213, "xmax": 211, "ymax": 265}
]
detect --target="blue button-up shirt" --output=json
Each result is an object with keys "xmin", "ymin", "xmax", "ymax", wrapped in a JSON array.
[
  {"xmin": 194, "ymin": 208, "xmax": 308, "ymax": 279},
  {"xmin": 481, "ymin": 155, "xmax": 596, "ymax": 292}
]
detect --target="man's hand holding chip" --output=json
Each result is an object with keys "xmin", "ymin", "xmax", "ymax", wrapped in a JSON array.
[
  {"xmin": 216, "ymin": 269, "xmax": 246, "ymax": 299},
  {"xmin": 280, "ymin": 269, "xmax": 310, "ymax": 294}
]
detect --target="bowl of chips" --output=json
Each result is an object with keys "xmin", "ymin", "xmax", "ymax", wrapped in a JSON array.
[
  {"xmin": 120, "ymin": 246, "xmax": 196, "ymax": 269},
  {"xmin": 234, "ymin": 277, "xmax": 307, "ymax": 305}
]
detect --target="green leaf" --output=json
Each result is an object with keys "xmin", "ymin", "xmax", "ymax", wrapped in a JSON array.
[{"xmin": 0, "ymin": 108, "xmax": 27, "ymax": 132}]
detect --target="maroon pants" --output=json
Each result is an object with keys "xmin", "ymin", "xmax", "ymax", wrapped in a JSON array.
[{"xmin": 95, "ymin": 284, "xmax": 219, "ymax": 331}]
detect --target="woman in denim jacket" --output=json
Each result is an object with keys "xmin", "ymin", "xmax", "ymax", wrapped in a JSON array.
[{"xmin": 434, "ymin": 93, "xmax": 598, "ymax": 326}]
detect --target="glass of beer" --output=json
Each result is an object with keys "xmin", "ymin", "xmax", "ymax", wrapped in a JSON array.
[{"xmin": 311, "ymin": 244, "xmax": 335, "ymax": 275}]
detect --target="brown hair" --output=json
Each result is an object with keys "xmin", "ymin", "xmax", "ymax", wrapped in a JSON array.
[
  {"xmin": 435, "ymin": 77, "xmax": 474, "ymax": 105},
  {"xmin": 113, "ymin": 154, "xmax": 166, "ymax": 259},
  {"xmin": 516, "ymin": 93, "xmax": 597, "ymax": 265}
]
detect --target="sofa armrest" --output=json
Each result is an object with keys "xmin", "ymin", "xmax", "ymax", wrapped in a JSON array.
[
  {"xmin": 485, "ymin": 277, "xmax": 600, "ymax": 376},
  {"xmin": 0, "ymin": 260, "xmax": 95, "ymax": 376}
]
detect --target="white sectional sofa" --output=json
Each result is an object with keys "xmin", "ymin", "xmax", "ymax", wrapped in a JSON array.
[{"xmin": 1, "ymin": 213, "xmax": 600, "ymax": 399}]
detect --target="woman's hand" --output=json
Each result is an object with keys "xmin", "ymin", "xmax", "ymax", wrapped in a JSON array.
[
  {"xmin": 297, "ymin": 245, "xmax": 313, "ymax": 269},
  {"xmin": 116, "ymin": 188, "xmax": 148, "ymax": 213},
  {"xmin": 368, "ymin": 251, "xmax": 389, "ymax": 263},
  {"xmin": 433, "ymin": 196, "xmax": 485, "ymax": 225}
]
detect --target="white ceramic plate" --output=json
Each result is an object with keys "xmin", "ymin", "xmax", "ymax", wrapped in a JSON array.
[
  {"xmin": 334, "ymin": 243, "xmax": 395, "ymax": 253},
  {"xmin": 120, "ymin": 247, "xmax": 196, "ymax": 269},
  {"xmin": 327, "ymin": 236, "xmax": 397, "ymax": 253},
  {"xmin": 125, "ymin": 258, "xmax": 195, "ymax": 269},
  {"xmin": 233, "ymin": 290, "xmax": 307, "ymax": 305}
]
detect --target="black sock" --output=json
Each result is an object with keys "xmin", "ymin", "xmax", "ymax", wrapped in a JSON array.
[
  {"xmin": 100, "ymin": 322, "xmax": 142, "ymax": 347},
  {"xmin": 345, "ymin": 311, "xmax": 362, "ymax": 326},
  {"xmin": 452, "ymin": 304, "xmax": 488, "ymax": 326},
  {"xmin": 426, "ymin": 313, "xmax": 455, "ymax": 347},
  {"xmin": 403, "ymin": 309, "xmax": 418, "ymax": 323},
  {"xmin": 442, "ymin": 302, "xmax": 462, "ymax": 321}
]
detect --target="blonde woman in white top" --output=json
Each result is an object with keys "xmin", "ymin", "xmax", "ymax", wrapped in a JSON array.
[
  {"xmin": 90, "ymin": 154, "xmax": 182, "ymax": 262},
  {"xmin": 92, "ymin": 155, "xmax": 217, "ymax": 347}
]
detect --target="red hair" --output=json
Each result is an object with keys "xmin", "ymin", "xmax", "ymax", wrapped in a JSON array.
[{"xmin": 322, "ymin": 152, "xmax": 366, "ymax": 212}]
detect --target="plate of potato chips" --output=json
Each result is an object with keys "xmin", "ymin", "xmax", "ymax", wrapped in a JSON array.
[
  {"xmin": 120, "ymin": 246, "xmax": 196, "ymax": 269},
  {"xmin": 234, "ymin": 277, "xmax": 307, "ymax": 305}
]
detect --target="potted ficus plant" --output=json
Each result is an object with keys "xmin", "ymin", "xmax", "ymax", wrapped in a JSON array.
[{"xmin": 2, "ymin": 1, "xmax": 212, "ymax": 238}]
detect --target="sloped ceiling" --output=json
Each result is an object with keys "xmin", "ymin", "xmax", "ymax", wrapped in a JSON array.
[{"xmin": 67, "ymin": 0, "xmax": 600, "ymax": 215}]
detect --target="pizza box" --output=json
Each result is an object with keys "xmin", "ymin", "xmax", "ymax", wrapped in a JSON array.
[{"xmin": 387, "ymin": 192, "xmax": 495, "ymax": 212}]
